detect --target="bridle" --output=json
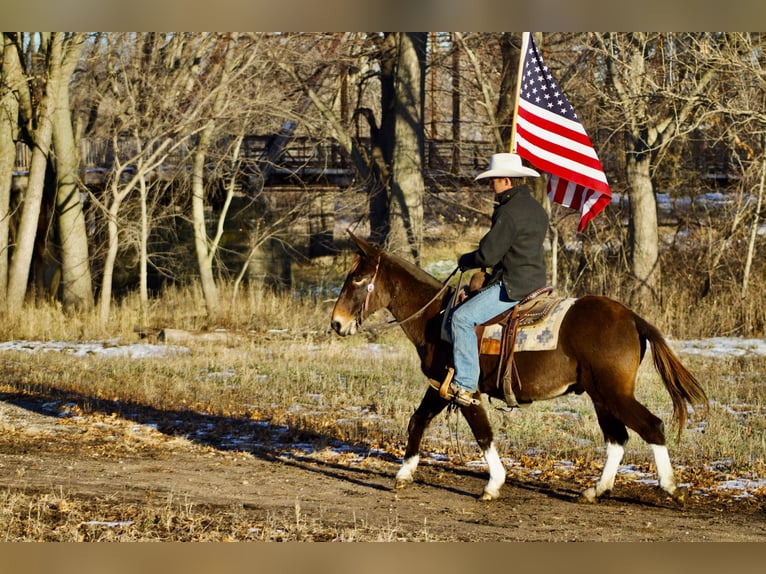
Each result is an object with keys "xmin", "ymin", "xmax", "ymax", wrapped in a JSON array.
[
  {"xmin": 362, "ymin": 255, "xmax": 381, "ymax": 315},
  {"xmin": 359, "ymin": 254, "xmax": 459, "ymax": 331}
]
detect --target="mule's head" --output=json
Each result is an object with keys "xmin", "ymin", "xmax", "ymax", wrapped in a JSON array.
[{"xmin": 330, "ymin": 231, "xmax": 389, "ymax": 336}]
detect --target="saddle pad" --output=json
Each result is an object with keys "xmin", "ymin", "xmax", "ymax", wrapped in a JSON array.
[{"xmin": 480, "ymin": 297, "xmax": 577, "ymax": 353}]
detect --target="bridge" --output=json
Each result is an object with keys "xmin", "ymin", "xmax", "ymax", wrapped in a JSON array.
[{"xmin": 12, "ymin": 135, "xmax": 497, "ymax": 192}]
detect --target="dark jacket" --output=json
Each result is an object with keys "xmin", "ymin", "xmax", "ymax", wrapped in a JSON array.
[{"xmin": 461, "ymin": 184, "xmax": 548, "ymax": 300}]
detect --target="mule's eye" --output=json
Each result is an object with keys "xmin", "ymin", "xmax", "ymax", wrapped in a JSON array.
[{"xmin": 351, "ymin": 278, "xmax": 367, "ymax": 287}]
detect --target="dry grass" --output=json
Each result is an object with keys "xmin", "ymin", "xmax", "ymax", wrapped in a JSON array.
[
  {"xmin": 1, "ymin": 283, "xmax": 763, "ymax": 469},
  {"xmin": 0, "ymin": 488, "xmax": 438, "ymax": 542}
]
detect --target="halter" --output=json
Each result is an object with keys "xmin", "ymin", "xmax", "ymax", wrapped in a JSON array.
[
  {"xmin": 362, "ymin": 255, "xmax": 381, "ymax": 315},
  {"xmin": 360, "ymin": 259, "xmax": 459, "ymax": 331}
]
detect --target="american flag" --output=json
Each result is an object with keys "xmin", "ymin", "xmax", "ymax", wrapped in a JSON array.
[{"xmin": 513, "ymin": 33, "xmax": 611, "ymax": 232}]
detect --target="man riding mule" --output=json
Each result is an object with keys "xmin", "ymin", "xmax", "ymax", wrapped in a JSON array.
[
  {"xmin": 330, "ymin": 155, "xmax": 707, "ymax": 504},
  {"xmin": 447, "ymin": 152, "xmax": 548, "ymax": 408}
]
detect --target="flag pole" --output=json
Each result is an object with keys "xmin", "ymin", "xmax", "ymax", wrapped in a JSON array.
[{"xmin": 509, "ymin": 32, "xmax": 530, "ymax": 154}]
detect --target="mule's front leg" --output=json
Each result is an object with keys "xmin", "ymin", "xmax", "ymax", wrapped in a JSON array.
[
  {"xmin": 396, "ymin": 389, "xmax": 447, "ymax": 490},
  {"xmin": 461, "ymin": 401, "xmax": 506, "ymax": 500},
  {"xmin": 479, "ymin": 441, "xmax": 505, "ymax": 500}
]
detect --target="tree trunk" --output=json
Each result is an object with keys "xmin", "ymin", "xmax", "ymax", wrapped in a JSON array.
[
  {"xmin": 190, "ymin": 34, "xmax": 238, "ymax": 321},
  {"xmin": 191, "ymin": 134, "xmax": 220, "ymax": 319},
  {"xmin": 99, "ymin": 200, "xmax": 121, "ymax": 322},
  {"xmin": 389, "ymin": 32, "xmax": 426, "ymax": 262},
  {"xmin": 496, "ymin": 32, "xmax": 521, "ymax": 148},
  {"xmin": 742, "ymin": 135, "xmax": 766, "ymax": 299},
  {"xmin": 0, "ymin": 35, "xmax": 21, "ymax": 301},
  {"xmin": 51, "ymin": 33, "xmax": 94, "ymax": 311},
  {"xmin": 138, "ymin": 174, "xmax": 149, "ymax": 309},
  {"xmin": 626, "ymin": 149, "xmax": 661, "ymax": 304},
  {"xmin": 368, "ymin": 33, "xmax": 397, "ymax": 246},
  {"xmin": 5, "ymin": 37, "xmax": 58, "ymax": 312},
  {"xmin": 450, "ymin": 34, "xmax": 461, "ymax": 174}
]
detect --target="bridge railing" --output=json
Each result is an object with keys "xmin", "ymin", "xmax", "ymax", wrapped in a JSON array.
[{"xmin": 13, "ymin": 136, "xmax": 497, "ymax": 184}]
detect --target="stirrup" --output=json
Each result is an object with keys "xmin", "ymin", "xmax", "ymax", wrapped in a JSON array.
[{"xmin": 428, "ymin": 368, "xmax": 480, "ymax": 407}]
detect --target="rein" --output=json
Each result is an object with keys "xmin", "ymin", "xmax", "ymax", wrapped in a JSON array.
[{"xmin": 363, "ymin": 262, "xmax": 460, "ymax": 332}]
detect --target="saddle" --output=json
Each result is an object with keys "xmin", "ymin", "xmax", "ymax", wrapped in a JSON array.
[
  {"xmin": 440, "ymin": 271, "xmax": 564, "ymax": 408},
  {"xmin": 486, "ymin": 286, "xmax": 558, "ymax": 407}
]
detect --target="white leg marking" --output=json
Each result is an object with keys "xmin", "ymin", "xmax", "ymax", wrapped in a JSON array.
[
  {"xmin": 395, "ymin": 455, "xmax": 419, "ymax": 485},
  {"xmin": 481, "ymin": 442, "xmax": 506, "ymax": 500},
  {"xmin": 583, "ymin": 442, "xmax": 624, "ymax": 502},
  {"xmin": 651, "ymin": 444, "xmax": 677, "ymax": 493}
]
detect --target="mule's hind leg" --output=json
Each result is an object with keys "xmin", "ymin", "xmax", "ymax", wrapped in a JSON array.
[
  {"xmin": 617, "ymin": 397, "xmax": 688, "ymax": 503},
  {"xmin": 589, "ymin": 396, "xmax": 686, "ymax": 504},
  {"xmin": 651, "ymin": 443, "xmax": 687, "ymax": 504},
  {"xmin": 395, "ymin": 388, "xmax": 448, "ymax": 489},
  {"xmin": 582, "ymin": 406, "xmax": 629, "ymax": 503}
]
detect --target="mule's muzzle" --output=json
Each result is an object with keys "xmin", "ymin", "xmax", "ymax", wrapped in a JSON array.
[{"xmin": 330, "ymin": 317, "xmax": 358, "ymax": 336}]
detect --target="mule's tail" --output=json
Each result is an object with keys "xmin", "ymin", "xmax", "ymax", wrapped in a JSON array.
[{"xmin": 634, "ymin": 314, "xmax": 708, "ymax": 438}]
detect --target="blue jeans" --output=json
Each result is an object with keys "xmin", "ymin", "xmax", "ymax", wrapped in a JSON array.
[{"xmin": 451, "ymin": 281, "xmax": 518, "ymax": 392}]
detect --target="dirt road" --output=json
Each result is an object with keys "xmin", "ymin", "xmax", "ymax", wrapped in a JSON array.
[{"xmin": 0, "ymin": 392, "xmax": 764, "ymax": 542}]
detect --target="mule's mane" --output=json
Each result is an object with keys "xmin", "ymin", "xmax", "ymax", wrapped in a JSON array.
[{"xmin": 383, "ymin": 251, "xmax": 444, "ymax": 290}]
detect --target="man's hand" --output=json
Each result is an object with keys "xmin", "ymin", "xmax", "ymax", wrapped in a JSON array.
[{"xmin": 458, "ymin": 252, "xmax": 476, "ymax": 272}]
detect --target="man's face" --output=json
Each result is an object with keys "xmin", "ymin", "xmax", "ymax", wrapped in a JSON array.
[{"xmin": 488, "ymin": 177, "xmax": 511, "ymax": 193}]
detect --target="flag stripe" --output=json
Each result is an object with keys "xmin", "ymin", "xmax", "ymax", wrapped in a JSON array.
[
  {"xmin": 546, "ymin": 176, "xmax": 612, "ymax": 231},
  {"xmin": 518, "ymin": 102, "xmax": 593, "ymax": 150},
  {"xmin": 516, "ymin": 131, "xmax": 609, "ymax": 194},
  {"xmin": 549, "ymin": 177, "xmax": 584, "ymax": 213},
  {"xmin": 514, "ymin": 33, "xmax": 611, "ymax": 232},
  {"xmin": 516, "ymin": 111, "xmax": 608, "ymax": 183}
]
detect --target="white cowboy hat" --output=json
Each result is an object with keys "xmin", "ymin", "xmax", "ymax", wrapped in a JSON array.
[{"xmin": 475, "ymin": 152, "xmax": 540, "ymax": 180}]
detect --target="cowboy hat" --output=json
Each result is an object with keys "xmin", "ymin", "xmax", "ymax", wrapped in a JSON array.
[{"xmin": 474, "ymin": 152, "xmax": 540, "ymax": 180}]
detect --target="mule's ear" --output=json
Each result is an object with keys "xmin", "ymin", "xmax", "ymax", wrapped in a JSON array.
[{"xmin": 347, "ymin": 229, "xmax": 380, "ymax": 257}]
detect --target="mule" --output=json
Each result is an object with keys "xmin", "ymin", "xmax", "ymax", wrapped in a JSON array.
[{"xmin": 330, "ymin": 231, "xmax": 708, "ymax": 503}]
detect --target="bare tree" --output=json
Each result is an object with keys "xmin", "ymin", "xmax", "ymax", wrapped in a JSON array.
[
  {"xmin": 79, "ymin": 33, "xmax": 221, "ymax": 320},
  {"xmin": 72, "ymin": 32, "xmax": 309, "ymax": 321},
  {"xmin": 50, "ymin": 32, "xmax": 94, "ymax": 311},
  {"xmin": 95, "ymin": 135, "xmax": 180, "ymax": 322},
  {"xmin": 281, "ymin": 33, "xmax": 429, "ymax": 260},
  {"xmin": 5, "ymin": 34, "xmax": 59, "ymax": 312},
  {"xmin": 705, "ymin": 33, "xmax": 766, "ymax": 300},
  {"xmin": 454, "ymin": 32, "xmax": 504, "ymax": 151},
  {"xmin": 594, "ymin": 33, "xmax": 721, "ymax": 305},
  {"xmin": 389, "ymin": 32, "xmax": 427, "ymax": 262},
  {"xmin": 743, "ymin": 138, "xmax": 765, "ymax": 299},
  {"xmin": 2, "ymin": 33, "xmax": 94, "ymax": 313},
  {"xmin": 0, "ymin": 35, "xmax": 22, "ymax": 301}
]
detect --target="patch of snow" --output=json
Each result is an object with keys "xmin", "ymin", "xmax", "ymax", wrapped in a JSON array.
[
  {"xmin": 0, "ymin": 339, "xmax": 189, "ymax": 358},
  {"xmin": 672, "ymin": 337, "xmax": 766, "ymax": 358}
]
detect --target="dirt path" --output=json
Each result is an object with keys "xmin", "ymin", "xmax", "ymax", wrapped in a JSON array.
[{"xmin": 0, "ymin": 395, "xmax": 764, "ymax": 541}]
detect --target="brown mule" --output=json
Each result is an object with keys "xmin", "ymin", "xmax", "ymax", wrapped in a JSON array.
[{"xmin": 330, "ymin": 231, "xmax": 708, "ymax": 503}]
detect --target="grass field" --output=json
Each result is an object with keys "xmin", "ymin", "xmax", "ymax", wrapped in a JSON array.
[{"xmin": 1, "ymin": 231, "xmax": 765, "ymax": 540}]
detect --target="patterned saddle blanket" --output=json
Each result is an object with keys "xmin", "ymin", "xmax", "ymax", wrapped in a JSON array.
[{"xmin": 479, "ymin": 296, "xmax": 576, "ymax": 354}]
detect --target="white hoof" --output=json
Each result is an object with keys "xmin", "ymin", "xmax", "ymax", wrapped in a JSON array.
[
  {"xmin": 480, "ymin": 487, "xmax": 500, "ymax": 501},
  {"xmin": 668, "ymin": 485, "xmax": 688, "ymax": 505},
  {"xmin": 580, "ymin": 487, "xmax": 598, "ymax": 504},
  {"xmin": 395, "ymin": 455, "xmax": 419, "ymax": 490}
]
